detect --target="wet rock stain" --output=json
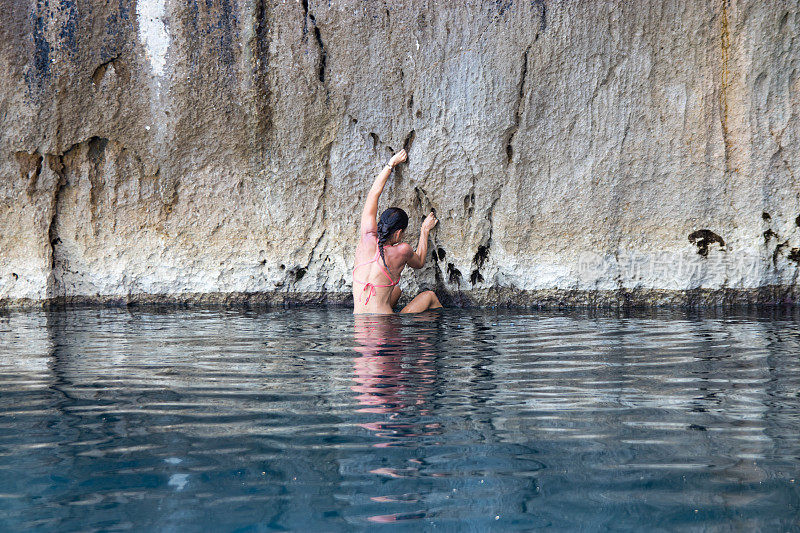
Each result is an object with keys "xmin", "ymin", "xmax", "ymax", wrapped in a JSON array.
[
  {"xmin": 774, "ymin": 241, "xmax": 790, "ymax": 266},
  {"xmin": 688, "ymin": 229, "xmax": 725, "ymax": 257},
  {"xmin": 288, "ymin": 266, "xmax": 307, "ymax": 284},
  {"xmin": 470, "ymin": 269, "xmax": 484, "ymax": 285},
  {"xmin": 764, "ymin": 228, "xmax": 778, "ymax": 244},
  {"xmin": 760, "ymin": 222, "xmax": 794, "ymax": 266},
  {"xmin": 447, "ymin": 263, "xmax": 462, "ymax": 285},
  {"xmin": 471, "ymin": 244, "xmax": 490, "ymax": 286},
  {"xmin": 473, "ymin": 244, "xmax": 490, "ymax": 270}
]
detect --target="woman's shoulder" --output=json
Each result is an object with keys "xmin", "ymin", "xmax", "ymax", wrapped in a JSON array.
[{"xmin": 392, "ymin": 242, "xmax": 413, "ymax": 258}]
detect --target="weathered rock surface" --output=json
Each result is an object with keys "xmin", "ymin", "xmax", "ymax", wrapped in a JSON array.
[{"xmin": 1, "ymin": 0, "xmax": 800, "ymax": 308}]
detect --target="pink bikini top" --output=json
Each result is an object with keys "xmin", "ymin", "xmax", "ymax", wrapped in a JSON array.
[{"xmin": 352, "ymin": 236, "xmax": 399, "ymax": 305}]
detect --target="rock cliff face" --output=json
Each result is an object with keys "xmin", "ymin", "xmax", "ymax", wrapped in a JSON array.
[{"xmin": 1, "ymin": 0, "xmax": 800, "ymax": 307}]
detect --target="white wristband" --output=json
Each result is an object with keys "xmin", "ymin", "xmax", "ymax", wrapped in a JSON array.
[{"xmin": 385, "ymin": 163, "xmax": 393, "ymax": 170}]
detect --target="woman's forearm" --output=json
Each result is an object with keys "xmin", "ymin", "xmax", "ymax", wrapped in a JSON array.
[
  {"xmin": 361, "ymin": 164, "xmax": 394, "ymax": 230},
  {"xmin": 360, "ymin": 151, "xmax": 407, "ymax": 235},
  {"xmin": 367, "ymin": 164, "xmax": 393, "ymax": 200},
  {"xmin": 415, "ymin": 229, "xmax": 430, "ymax": 266}
]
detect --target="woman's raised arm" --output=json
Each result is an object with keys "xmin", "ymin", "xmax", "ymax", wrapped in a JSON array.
[
  {"xmin": 404, "ymin": 211, "xmax": 438, "ymax": 269},
  {"xmin": 360, "ymin": 149, "xmax": 407, "ymax": 235}
]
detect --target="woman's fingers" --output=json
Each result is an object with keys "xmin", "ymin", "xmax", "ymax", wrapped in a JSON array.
[
  {"xmin": 423, "ymin": 212, "xmax": 438, "ymax": 230},
  {"xmin": 389, "ymin": 149, "xmax": 408, "ymax": 167}
]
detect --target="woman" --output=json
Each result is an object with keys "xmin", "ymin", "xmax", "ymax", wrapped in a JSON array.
[{"xmin": 352, "ymin": 149, "xmax": 442, "ymax": 314}]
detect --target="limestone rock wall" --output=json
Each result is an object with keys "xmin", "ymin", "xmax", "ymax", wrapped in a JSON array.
[{"xmin": 2, "ymin": 0, "xmax": 800, "ymax": 307}]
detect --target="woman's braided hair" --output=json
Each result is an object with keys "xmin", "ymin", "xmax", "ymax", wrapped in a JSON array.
[{"xmin": 376, "ymin": 207, "xmax": 409, "ymax": 269}]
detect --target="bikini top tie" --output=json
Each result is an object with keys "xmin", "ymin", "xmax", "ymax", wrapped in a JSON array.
[{"xmin": 352, "ymin": 236, "xmax": 399, "ymax": 305}]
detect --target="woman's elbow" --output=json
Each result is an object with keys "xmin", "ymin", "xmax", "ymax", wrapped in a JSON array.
[{"xmin": 409, "ymin": 255, "xmax": 425, "ymax": 269}]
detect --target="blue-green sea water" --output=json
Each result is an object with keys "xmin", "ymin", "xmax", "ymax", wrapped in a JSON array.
[{"xmin": 1, "ymin": 307, "xmax": 798, "ymax": 531}]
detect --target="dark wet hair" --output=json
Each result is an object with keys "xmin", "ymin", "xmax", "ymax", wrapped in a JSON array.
[{"xmin": 377, "ymin": 207, "xmax": 409, "ymax": 269}]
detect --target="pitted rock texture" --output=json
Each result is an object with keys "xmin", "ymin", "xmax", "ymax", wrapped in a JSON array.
[{"xmin": 1, "ymin": 0, "xmax": 800, "ymax": 308}]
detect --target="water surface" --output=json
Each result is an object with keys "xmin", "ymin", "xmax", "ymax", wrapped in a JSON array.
[{"xmin": 1, "ymin": 307, "xmax": 798, "ymax": 531}]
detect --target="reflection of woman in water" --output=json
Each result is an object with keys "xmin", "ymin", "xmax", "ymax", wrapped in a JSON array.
[
  {"xmin": 351, "ymin": 314, "xmax": 440, "ymax": 441},
  {"xmin": 352, "ymin": 149, "xmax": 442, "ymax": 314}
]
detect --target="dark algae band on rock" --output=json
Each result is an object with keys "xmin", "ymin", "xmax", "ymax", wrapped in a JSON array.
[
  {"xmin": 2, "ymin": 1, "xmax": 800, "ymax": 307},
  {"xmin": 3, "ymin": 285, "xmax": 800, "ymax": 310}
]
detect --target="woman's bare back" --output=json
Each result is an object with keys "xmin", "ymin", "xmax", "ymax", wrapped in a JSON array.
[{"xmin": 352, "ymin": 233, "xmax": 406, "ymax": 313}]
